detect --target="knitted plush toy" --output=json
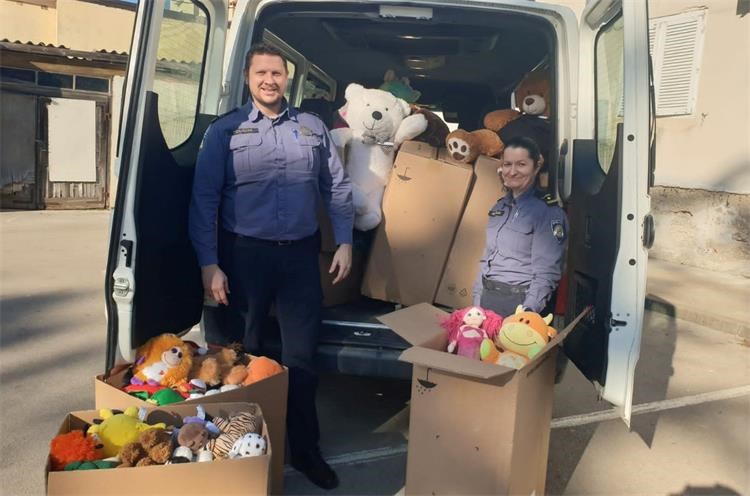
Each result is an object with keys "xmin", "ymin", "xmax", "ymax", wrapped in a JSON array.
[
  {"xmin": 87, "ymin": 407, "xmax": 166, "ymax": 458},
  {"xmin": 207, "ymin": 408, "xmax": 263, "ymax": 459},
  {"xmin": 49, "ymin": 430, "xmax": 102, "ymax": 471},
  {"xmin": 441, "ymin": 306, "xmax": 504, "ymax": 360},
  {"xmin": 480, "ymin": 305, "xmax": 557, "ymax": 369},
  {"xmin": 131, "ymin": 333, "xmax": 193, "ymax": 390}
]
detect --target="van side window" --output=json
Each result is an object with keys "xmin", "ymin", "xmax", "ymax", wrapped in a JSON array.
[
  {"xmin": 594, "ymin": 15, "xmax": 624, "ymax": 172},
  {"xmin": 284, "ymin": 61, "xmax": 297, "ymax": 102},
  {"xmin": 153, "ymin": 4, "xmax": 209, "ymax": 149},
  {"xmin": 303, "ymin": 72, "xmax": 333, "ymax": 101}
]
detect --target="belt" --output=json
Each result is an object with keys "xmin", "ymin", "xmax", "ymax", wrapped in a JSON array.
[
  {"xmin": 224, "ymin": 230, "xmax": 319, "ymax": 246},
  {"xmin": 482, "ymin": 277, "xmax": 529, "ymax": 294}
]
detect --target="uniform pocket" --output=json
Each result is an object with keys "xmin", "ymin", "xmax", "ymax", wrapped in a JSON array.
[
  {"xmin": 506, "ymin": 220, "xmax": 533, "ymax": 256},
  {"xmin": 290, "ymin": 134, "xmax": 322, "ymax": 173},
  {"xmin": 229, "ymin": 133, "xmax": 262, "ymax": 174}
]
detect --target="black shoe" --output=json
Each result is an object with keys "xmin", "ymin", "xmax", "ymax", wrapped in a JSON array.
[{"xmin": 291, "ymin": 451, "xmax": 340, "ymax": 490}]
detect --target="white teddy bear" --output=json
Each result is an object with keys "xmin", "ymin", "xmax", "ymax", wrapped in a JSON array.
[{"xmin": 331, "ymin": 83, "xmax": 428, "ymax": 231}]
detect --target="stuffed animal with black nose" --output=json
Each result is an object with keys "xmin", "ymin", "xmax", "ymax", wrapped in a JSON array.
[{"xmin": 372, "ymin": 111, "xmax": 382, "ymax": 120}]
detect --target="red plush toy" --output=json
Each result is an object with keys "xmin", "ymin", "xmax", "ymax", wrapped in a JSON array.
[{"xmin": 49, "ymin": 431, "xmax": 102, "ymax": 471}]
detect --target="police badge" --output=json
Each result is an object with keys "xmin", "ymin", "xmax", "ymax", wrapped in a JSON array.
[{"xmin": 551, "ymin": 219, "xmax": 565, "ymax": 243}]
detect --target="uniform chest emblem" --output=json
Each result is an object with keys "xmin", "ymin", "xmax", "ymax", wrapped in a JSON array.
[{"xmin": 299, "ymin": 126, "xmax": 314, "ymax": 137}]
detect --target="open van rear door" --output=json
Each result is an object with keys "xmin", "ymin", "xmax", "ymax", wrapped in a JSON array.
[
  {"xmin": 564, "ymin": 0, "xmax": 653, "ymax": 426},
  {"xmin": 105, "ymin": 1, "xmax": 228, "ymax": 370}
]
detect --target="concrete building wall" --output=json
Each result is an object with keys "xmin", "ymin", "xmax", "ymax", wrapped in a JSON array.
[
  {"xmin": 56, "ymin": 0, "xmax": 135, "ymax": 53},
  {"xmin": 649, "ymin": 0, "xmax": 750, "ymax": 194},
  {"xmin": 0, "ymin": 1, "xmax": 57, "ymax": 43},
  {"xmin": 646, "ymin": 0, "xmax": 749, "ymax": 273}
]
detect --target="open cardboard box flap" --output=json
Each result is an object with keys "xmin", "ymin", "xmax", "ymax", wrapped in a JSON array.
[{"xmin": 378, "ymin": 303, "xmax": 592, "ymax": 380}]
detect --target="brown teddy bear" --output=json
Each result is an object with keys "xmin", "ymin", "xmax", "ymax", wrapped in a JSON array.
[
  {"xmin": 445, "ymin": 128, "xmax": 504, "ymax": 164},
  {"xmin": 190, "ymin": 343, "xmax": 249, "ymax": 387},
  {"xmin": 410, "ymin": 105, "xmax": 450, "ymax": 148},
  {"xmin": 446, "ymin": 65, "xmax": 551, "ymax": 165},
  {"xmin": 118, "ymin": 428, "xmax": 173, "ymax": 467}
]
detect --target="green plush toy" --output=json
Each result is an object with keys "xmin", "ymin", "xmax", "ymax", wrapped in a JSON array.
[
  {"xmin": 380, "ymin": 69, "xmax": 421, "ymax": 104},
  {"xmin": 146, "ymin": 388, "xmax": 184, "ymax": 406},
  {"xmin": 64, "ymin": 460, "xmax": 119, "ymax": 471}
]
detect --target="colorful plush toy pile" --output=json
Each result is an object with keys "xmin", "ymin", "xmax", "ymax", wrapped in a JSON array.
[
  {"xmin": 442, "ymin": 305, "xmax": 557, "ymax": 369},
  {"xmin": 48, "ymin": 405, "xmax": 267, "ymax": 471},
  {"xmin": 123, "ymin": 334, "xmax": 283, "ymax": 405}
]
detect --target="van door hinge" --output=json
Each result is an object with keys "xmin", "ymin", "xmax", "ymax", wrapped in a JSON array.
[{"xmin": 610, "ymin": 318, "xmax": 627, "ymax": 328}]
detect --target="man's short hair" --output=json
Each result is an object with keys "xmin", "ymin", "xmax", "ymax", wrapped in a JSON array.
[{"xmin": 244, "ymin": 42, "xmax": 289, "ymax": 73}]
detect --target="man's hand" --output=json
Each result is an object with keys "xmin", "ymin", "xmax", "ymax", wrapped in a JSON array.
[
  {"xmin": 201, "ymin": 264, "xmax": 230, "ymax": 305},
  {"xmin": 329, "ymin": 243, "xmax": 352, "ymax": 285}
]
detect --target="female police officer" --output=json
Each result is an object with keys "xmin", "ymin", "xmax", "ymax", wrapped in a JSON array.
[
  {"xmin": 189, "ymin": 43, "xmax": 352, "ymax": 489},
  {"xmin": 471, "ymin": 136, "xmax": 567, "ymax": 317}
]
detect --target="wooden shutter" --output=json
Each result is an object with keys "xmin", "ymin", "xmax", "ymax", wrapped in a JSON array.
[{"xmin": 649, "ymin": 10, "xmax": 706, "ymax": 116}]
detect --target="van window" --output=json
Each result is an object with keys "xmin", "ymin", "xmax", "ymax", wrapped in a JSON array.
[
  {"xmin": 284, "ymin": 61, "xmax": 297, "ymax": 102},
  {"xmin": 303, "ymin": 72, "xmax": 333, "ymax": 101},
  {"xmin": 595, "ymin": 15, "xmax": 624, "ymax": 172},
  {"xmin": 153, "ymin": 4, "xmax": 209, "ymax": 149}
]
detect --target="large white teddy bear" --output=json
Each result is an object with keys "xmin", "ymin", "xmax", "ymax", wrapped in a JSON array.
[{"xmin": 331, "ymin": 83, "xmax": 428, "ymax": 231}]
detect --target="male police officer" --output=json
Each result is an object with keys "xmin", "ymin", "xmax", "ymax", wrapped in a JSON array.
[{"xmin": 189, "ymin": 43, "xmax": 353, "ymax": 490}]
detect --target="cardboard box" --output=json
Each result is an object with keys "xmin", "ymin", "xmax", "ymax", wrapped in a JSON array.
[
  {"xmin": 95, "ymin": 363, "xmax": 287, "ymax": 495},
  {"xmin": 377, "ymin": 303, "xmax": 589, "ymax": 495},
  {"xmin": 319, "ymin": 249, "xmax": 365, "ymax": 307},
  {"xmin": 317, "ymin": 205, "xmax": 338, "ymax": 253},
  {"xmin": 435, "ymin": 155, "xmax": 506, "ymax": 309},
  {"xmin": 46, "ymin": 402, "xmax": 271, "ymax": 495},
  {"xmin": 399, "ymin": 140, "xmax": 439, "ymax": 159},
  {"xmin": 361, "ymin": 144, "xmax": 473, "ymax": 305}
]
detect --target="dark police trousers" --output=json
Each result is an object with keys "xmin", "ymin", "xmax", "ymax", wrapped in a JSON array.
[
  {"xmin": 480, "ymin": 277, "xmax": 528, "ymax": 317},
  {"xmin": 218, "ymin": 228, "xmax": 323, "ymax": 460}
]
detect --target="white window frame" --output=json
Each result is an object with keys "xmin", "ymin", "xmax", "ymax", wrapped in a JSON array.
[{"xmin": 649, "ymin": 9, "xmax": 707, "ymax": 117}]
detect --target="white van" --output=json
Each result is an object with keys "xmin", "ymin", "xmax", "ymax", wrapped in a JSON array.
[{"xmin": 107, "ymin": 0, "xmax": 655, "ymax": 425}]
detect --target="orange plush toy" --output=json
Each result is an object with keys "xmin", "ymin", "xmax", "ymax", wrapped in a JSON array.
[
  {"xmin": 479, "ymin": 305, "xmax": 557, "ymax": 369},
  {"xmin": 49, "ymin": 431, "xmax": 102, "ymax": 471},
  {"xmin": 131, "ymin": 333, "xmax": 193, "ymax": 389},
  {"xmin": 242, "ymin": 357, "xmax": 284, "ymax": 386}
]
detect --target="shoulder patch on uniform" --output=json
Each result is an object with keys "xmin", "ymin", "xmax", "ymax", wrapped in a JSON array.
[{"xmin": 551, "ymin": 219, "xmax": 566, "ymax": 243}]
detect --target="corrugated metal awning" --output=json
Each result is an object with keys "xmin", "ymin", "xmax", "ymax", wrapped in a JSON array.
[{"xmin": 0, "ymin": 39, "xmax": 128, "ymax": 64}]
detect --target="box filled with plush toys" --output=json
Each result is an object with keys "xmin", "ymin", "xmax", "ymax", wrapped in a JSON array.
[
  {"xmin": 377, "ymin": 303, "xmax": 590, "ymax": 496},
  {"xmin": 93, "ymin": 334, "xmax": 288, "ymax": 494},
  {"xmin": 46, "ymin": 402, "xmax": 271, "ymax": 495}
]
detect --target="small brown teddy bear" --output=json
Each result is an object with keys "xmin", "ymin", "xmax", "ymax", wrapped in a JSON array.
[
  {"xmin": 190, "ymin": 344, "xmax": 248, "ymax": 387},
  {"xmin": 118, "ymin": 428, "xmax": 173, "ymax": 467},
  {"xmin": 445, "ymin": 129, "xmax": 504, "ymax": 164},
  {"xmin": 410, "ymin": 105, "xmax": 450, "ymax": 148}
]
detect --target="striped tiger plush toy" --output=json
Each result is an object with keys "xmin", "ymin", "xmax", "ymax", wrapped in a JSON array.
[{"xmin": 207, "ymin": 407, "xmax": 263, "ymax": 459}]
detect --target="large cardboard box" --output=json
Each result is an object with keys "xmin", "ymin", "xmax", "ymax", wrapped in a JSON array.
[
  {"xmin": 95, "ymin": 363, "xmax": 287, "ymax": 495},
  {"xmin": 435, "ymin": 155, "xmax": 506, "ymax": 309},
  {"xmin": 377, "ymin": 303, "xmax": 589, "ymax": 495},
  {"xmin": 46, "ymin": 402, "xmax": 271, "ymax": 495},
  {"xmin": 361, "ymin": 143, "xmax": 473, "ymax": 305},
  {"xmin": 319, "ymin": 249, "xmax": 365, "ymax": 307}
]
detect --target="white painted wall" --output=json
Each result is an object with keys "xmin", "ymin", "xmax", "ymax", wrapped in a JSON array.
[{"xmin": 649, "ymin": 0, "xmax": 750, "ymax": 194}]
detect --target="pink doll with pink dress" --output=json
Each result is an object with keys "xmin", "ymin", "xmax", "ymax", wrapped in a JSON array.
[{"xmin": 441, "ymin": 306, "xmax": 504, "ymax": 360}]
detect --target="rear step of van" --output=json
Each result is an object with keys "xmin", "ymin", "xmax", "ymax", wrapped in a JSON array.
[{"xmin": 203, "ymin": 298, "xmax": 413, "ymax": 380}]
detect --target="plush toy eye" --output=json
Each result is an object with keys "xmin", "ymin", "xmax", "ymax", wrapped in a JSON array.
[
  {"xmin": 461, "ymin": 145, "xmax": 467, "ymax": 152},
  {"xmin": 366, "ymin": 103, "xmax": 370, "ymax": 106},
  {"xmin": 385, "ymin": 107, "xmax": 389, "ymax": 111}
]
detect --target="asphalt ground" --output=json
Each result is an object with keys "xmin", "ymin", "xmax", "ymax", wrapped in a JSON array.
[{"xmin": 1, "ymin": 210, "xmax": 748, "ymax": 495}]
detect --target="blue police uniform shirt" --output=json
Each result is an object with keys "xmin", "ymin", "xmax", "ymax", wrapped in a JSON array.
[
  {"xmin": 189, "ymin": 101, "xmax": 354, "ymax": 266},
  {"xmin": 471, "ymin": 188, "xmax": 568, "ymax": 313}
]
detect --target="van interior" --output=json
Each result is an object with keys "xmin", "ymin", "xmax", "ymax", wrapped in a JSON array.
[
  {"xmin": 224, "ymin": 4, "xmax": 562, "ymax": 377},
  {"xmin": 118, "ymin": 2, "xmax": 570, "ymax": 380}
]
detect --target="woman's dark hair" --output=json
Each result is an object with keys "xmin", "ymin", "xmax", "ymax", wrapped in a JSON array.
[
  {"xmin": 244, "ymin": 42, "xmax": 289, "ymax": 73},
  {"xmin": 504, "ymin": 136, "xmax": 542, "ymax": 167}
]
